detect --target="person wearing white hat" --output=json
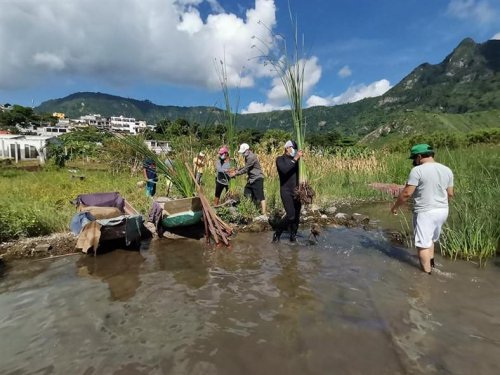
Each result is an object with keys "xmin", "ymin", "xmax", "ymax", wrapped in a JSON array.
[
  {"xmin": 273, "ymin": 140, "xmax": 303, "ymax": 242},
  {"xmin": 229, "ymin": 143, "xmax": 267, "ymax": 216},
  {"xmin": 193, "ymin": 151, "xmax": 206, "ymax": 185}
]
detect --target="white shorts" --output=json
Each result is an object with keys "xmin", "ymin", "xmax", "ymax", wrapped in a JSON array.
[{"xmin": 413, "ymin": 208, "xmax": 449, "ymax": 248}]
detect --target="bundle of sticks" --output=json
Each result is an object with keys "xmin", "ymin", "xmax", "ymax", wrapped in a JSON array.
[{"xmin": 185, "ymin": 163, "xmax": 233, "ymax": 246}]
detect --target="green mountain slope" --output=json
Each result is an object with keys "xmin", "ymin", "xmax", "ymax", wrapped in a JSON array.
[
  {"xmin": 35, "ymin": 38, "xmax": 500, "ymax": 142},
  {"xmin": 36, "ymin": 92, "xmax": 224, "ymax": 125}
]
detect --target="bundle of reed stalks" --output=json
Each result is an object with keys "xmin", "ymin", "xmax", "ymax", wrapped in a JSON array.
[{"xmin": 185, "ymin": 163, "xmax": 232, "ymax": 246}]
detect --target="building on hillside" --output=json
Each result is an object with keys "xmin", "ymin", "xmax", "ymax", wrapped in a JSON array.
[
  {"xmin": 79, "ymin": 114, "xmax": 109, "ymax": 129},
  {"xmin": 144, "ymin": 140, "xmax": 172, "ymax": 154},
  {"xmin": 110, "ymin": 116, "xmax": 147, "ymax": 134},
  {"xmin": 0, "ymin": 104, "xmax": 12, "ymax": 112},
  {"xmin": 52, "ymin": 112, "xmax": 66, "ymax": 119},
  {"xmin": 0, "ymin": 134, "xmax": 55, "ymax": 163},
  {"xmin": 36, "ymin": 126, "xmax": 72, "ymax": 137}
]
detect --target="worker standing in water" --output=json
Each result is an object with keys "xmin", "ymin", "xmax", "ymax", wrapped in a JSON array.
[{"xmin": 274, "ymin": 140, "xmax": 303, "ymax": 242}]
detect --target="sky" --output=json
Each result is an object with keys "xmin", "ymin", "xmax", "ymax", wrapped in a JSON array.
[{"xmin": 0, "ymin": 0, "xmax": 499, "ymax": 114}]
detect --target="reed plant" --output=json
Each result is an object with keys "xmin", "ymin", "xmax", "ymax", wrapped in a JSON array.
[
  {"xmin": 214, "ymin": 58, "xmax": 239, "ymax": 162},
  {"xmin": 437, "ymin": 146, "xmax": 500, "ymax": 263},
  {"xmin": 214, "ymin": 57, "xmax": 242, "ymax": 199},
  {"xmin": 254, "ymin": 8, "xmax": 314, "ymax": 204},
  {"xmin": 112, "ymin": 134, "xmax": 196, "ymax": 197}
]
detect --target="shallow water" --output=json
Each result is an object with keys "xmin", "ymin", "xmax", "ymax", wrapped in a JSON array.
[{"xmin": 1, "ymin": 227, "xmax": 499, "ymax": 375}]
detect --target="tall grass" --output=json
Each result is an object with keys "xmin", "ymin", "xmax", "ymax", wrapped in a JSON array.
[
  {"xmin": 0, "ymin": 166, "xmax": 153, "ymax": 241},
  {"xmin": 438, "ymin": 146, "xmax": 500, "ymax": 263}
]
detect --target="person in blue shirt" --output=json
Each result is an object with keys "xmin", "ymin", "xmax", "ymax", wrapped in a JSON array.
[{"xmin": 143, "ymin": 158, "xmax": 158, "ymax": 197}]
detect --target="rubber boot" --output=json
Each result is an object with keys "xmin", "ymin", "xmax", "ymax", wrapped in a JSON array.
[
  {"xmin": 290, "ymin": 222, "xmax": 298, "ymax": 242},
  {"xmin": 272, "ymin": 218, "xmax": 288, "ymax": 243}
]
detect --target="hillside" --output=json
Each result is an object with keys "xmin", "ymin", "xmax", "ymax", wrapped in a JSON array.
[
  {"xmin": 36, "ymin": 92, "xmax": 225, "ymax": 125},
  {"xmin": 35, "ymin": 38, "xmax": 500, "ymax": 141}
]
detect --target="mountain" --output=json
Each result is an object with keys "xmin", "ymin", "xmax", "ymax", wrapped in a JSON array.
[
  {"xmin": 36, "ymin": 92, "xmax": 225, "ymax": 125},
  {"xmin": 35, "ymin": 38, "xmax": 500, "ymax": 142}
]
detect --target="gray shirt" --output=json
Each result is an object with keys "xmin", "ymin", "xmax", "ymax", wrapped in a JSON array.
[
  {"xmin": 235, "ymin": 151, "xmax": 264, "ymax": 183},
  {"xmin": 407, "ymin": 162, "xmax": 454, "ymax": 213},
  {"xmin": 216, "ymin": 159, "xmax": 231, "ymax": 185}
]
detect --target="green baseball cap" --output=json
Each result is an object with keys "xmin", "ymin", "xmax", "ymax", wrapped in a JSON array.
[{"xmin": 409, "ymin": 143, "xmax": 433, "ymax": 158}]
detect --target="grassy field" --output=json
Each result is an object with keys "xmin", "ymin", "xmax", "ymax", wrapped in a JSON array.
[{"xmin": 1, "ymin": 144, "xmax": 498, "ymax": 262}]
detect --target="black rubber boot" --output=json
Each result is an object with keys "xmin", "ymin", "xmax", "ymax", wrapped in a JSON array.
[
  {"xmin": 290, "ymin": 223, "xmax": 298, "ymax": 242},
  {"xmin": 271, "ymin": 218, "xmax": 288, "ymax": 243},
  {"xmin": 272, "ymin": 230, "xmax": 282, "ymax": 242}
]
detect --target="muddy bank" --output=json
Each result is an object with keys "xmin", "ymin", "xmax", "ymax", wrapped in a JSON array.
[
  {"xmin": 0, "ymin": 233, "xmax": 78, "ymax": 262},
  {"xmin": 0, "ymin": 205, "xmax": 385, "ymax": 264}
]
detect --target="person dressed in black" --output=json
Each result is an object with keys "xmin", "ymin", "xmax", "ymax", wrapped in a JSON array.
[{"xmin": 273, "ymin": 140, "xmax": 303, "ymax": 242}]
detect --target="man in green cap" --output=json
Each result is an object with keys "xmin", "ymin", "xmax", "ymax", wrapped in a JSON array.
[{"xmin": 391, "ymin": 144, "xmax": 454, "ymax": 274}]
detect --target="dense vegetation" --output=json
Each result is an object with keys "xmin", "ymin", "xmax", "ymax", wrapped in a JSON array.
[{"xmin": 0, "ymin": 105, "xmax": 56, "ymax": 131}]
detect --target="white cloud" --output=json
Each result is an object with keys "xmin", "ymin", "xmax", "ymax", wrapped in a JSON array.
[
  {"xmin": 241, "ymin": 101, "xmax": 288, "ymax": 114},
  {"xmin": 266, "ymin": 57, "xmax": 322, "ymax": 102},
  {"xmin": 306, "ymin": 79, "xmax": 392, "ymax": 107},
  {"xmin": 244, "ymin": 56, "xmax": 322, "ymax": 112},
  {"xmin": 33, "ymin": 52, "xmax": 66, "ymax": 70},
  {"xmin": 0, "ymin": 0, "xmax": 277, "ymax": 90},
  {"xmin": 492, "ymin": 32, "xmax": 500, "ymax": 40},
  {"xmin": 207, "ymin": 0, "xmax": 225, "ymax": 13},
  {"xmin": 447, "ymin": 0, "xmax": 497, "ymax": 24},
  {"xmin": 338, "ymin": 65, "xmax": 352, "ymax": 78}
]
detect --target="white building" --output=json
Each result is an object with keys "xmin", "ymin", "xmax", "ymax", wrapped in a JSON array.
[
  {"xmin": 144, "ymin": 140, "xmax": 172, "ymax": 154},
  {"xmin": 0, "ymin": 134, "xmax": 55, "ymax": 163},
  {"xmin": 79, "ymin": 114, "xmax": 109, "ymax": 129},
  {"xmin": 37, "ymin": 126, "xmax": 72, "ymax": 137},
  {"xmin": 110, "ymin": 116, "xmax": 147, "ymax": 134}
]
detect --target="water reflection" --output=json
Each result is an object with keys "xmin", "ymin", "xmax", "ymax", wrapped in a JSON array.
[
  {"xmin": 76, "ymin": 249, "xmax": 144, "ymax": 301},
  {"xmin": 154, "ymin": 240, "xmax": 210, "ymax": 289},
  {"xmin": 1, "ymin": 228, "xmax": 500, "ymax": 374},
  {"xmin": 273, "ymin": 248, "xmax": 317, "ymax": 343},
  {"xmin": 359, "ymin": 231, "xmax": 418, "ymax": 269}
]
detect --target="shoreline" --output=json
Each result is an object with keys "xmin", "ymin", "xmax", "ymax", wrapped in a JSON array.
[{"xmin": 0, "ymin": 207, "xmax": 390, "ymax": 264}]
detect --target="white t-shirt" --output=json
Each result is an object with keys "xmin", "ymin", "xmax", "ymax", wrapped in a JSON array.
[{"xmin": 407, "ymin": 162, "xmax": 454, "ymax": 213}]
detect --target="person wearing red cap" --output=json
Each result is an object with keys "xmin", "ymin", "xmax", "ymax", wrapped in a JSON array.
[
  {"xmin": 214, "ymin": 146, "xmax": 231, "ymax": 206},
  {"xmin": 391, "ymin": 144, "xmax": 454, "ymax": 274}
]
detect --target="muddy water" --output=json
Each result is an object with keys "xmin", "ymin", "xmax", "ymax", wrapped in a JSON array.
[{"xmin": 1, "ymin": 227, "xmax": 499, "ymax": 375}]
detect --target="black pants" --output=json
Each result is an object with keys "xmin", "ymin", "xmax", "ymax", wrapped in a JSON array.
[
  {"xmin": 244, "ymin": 178, "xmax": 265, "ymax": 203},
  {"xmin": 278, "ymin": 188, "xmax": 301, "ymax": 236}
]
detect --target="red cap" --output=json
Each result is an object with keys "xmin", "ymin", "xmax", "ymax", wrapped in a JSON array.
[{"xmin": 218, "ymin": 146, "xmax": 229, "ymax": 155}]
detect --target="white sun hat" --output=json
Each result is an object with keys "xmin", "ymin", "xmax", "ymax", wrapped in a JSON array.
[{"xmin": 238, "ymin": 143, "xmax": 250, "ymax": 154}]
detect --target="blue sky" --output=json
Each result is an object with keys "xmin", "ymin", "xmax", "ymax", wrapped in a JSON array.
[{"xmin": 0, "ymin": 0, "xmax": 499, "ymax": 114}]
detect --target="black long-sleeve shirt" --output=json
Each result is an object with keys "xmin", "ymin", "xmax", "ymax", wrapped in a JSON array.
[{"xmin": 276, "ymin": 154, "xmax": 299, "ymax": 191}]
